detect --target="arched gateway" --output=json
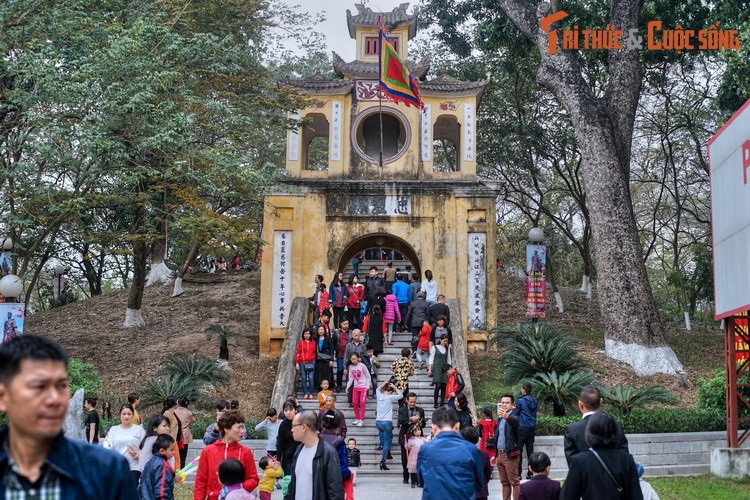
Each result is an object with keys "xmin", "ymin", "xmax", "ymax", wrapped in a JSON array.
[{"xmin": 258, "ymin": 3, "xmax": 501, "ymax": 355}]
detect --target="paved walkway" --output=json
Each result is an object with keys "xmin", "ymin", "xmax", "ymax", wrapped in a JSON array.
[{"xmin": 263, "ymin": 475, "xmax": 510, "ymax": 499}]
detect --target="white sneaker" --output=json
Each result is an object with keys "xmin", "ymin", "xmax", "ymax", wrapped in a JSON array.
[
  {"xmin": 352, "ymin": 420, "xmax": 360, "ymax": 426},
  {"xmin": 356, "ymin": 420, "xmax": 364, "ymax": 427}
]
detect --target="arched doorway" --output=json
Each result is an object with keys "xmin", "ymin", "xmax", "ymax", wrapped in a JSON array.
[{"xmin": 338, "ymin": 233, "xmax": 420, "ymax": 279}]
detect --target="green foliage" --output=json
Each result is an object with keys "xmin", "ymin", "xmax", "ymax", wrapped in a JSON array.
[
  {"xmin": 698, "ymin": 368, "xmax": 750, "ymax": 418},
  {"xmin": 135, "ymin": 374, "xmax": 206, "ymax": 410},
  {"xmin": 205, "ymin": 325, "xmax": 239, "ymax": 361},
  {"xmin": 650, "ymin": 474, "xmax": 750, "ymax": 499},
  {"xmin": 601, "ymin": 385, "xmax": 676, "ymax": 415},
  {"xmin": 158, "ymin": 353, "xmax": 229, "ymax": 388},
  {"xmin": 489, "ymin": 323, "xmax": 587, "ymax": 383},
  {"xmin": 535, "ymin": 408, "xmax": 725, "ymax": 435},
  {"xmin": 67, "ymin": 359, "xmax": 102, "ymax": 398},
  {"xmin": 527, "ymin": 370, "xmax": 597, "ymax": 416}
]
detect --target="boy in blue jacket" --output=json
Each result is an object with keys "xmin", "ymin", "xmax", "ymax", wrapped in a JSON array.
[{"xmin": 140, "ymin": 435, "xmax": 176, "ymax": 500}]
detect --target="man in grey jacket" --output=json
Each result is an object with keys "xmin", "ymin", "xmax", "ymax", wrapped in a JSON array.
[{"xmin": 285, "ymin": 410, "xmax": 344, "ymax": 500}]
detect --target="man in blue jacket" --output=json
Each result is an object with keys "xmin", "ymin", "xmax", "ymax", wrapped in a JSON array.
[
  {"xmin": 0, "ymin": 335, "xmax": 137, "ymax": 499},
  {"xmin": 516, "ymin": 382, "xmax": 538, "ymax": 479},
  {"xmin": 417, "ymin": 407, "xmax": 483, "ymax": 500}
]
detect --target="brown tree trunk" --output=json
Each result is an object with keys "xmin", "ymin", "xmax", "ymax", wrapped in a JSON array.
[
  {"xmin": 124, "ymin": 203, "xmax": 149, "ymax": 327},
  {"xmin": 498, "ymin": 0, "xmax": 682, "ymax": 375},
  {"xmin": 172, "ymin": 240, "xmax": 201, "ymax": 297}
]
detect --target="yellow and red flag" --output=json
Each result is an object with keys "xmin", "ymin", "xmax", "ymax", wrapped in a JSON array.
[{"xmin": 378, "ymin": 22, "xmax": 423, "ymax": 109}]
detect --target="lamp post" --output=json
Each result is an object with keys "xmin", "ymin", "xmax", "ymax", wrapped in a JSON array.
[
  {"xmin": 525, "ymin": 227, "xmax": 546, "ymax": 323},
  {"xmin": 53, "ymin": 264, "xmax": 66, "ymax": 301},
  {"xmin": 0, "ymin": 274, "xmax": 24, "ymax": 303}
]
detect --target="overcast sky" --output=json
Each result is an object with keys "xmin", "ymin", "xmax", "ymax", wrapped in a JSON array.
[{"xmin": 282, "ymin": 0, "xmax": 419, "ymax": 61}]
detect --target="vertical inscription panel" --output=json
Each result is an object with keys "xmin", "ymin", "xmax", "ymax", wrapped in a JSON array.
[
  {"xmin": 467, "ymin": 232, "xmax": 486, "ymax": 330},
  {"xmin": 271, "ymin": 231, "xmax": 292, "ymax": 328}
]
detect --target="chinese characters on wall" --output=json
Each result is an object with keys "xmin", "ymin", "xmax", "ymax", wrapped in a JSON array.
[
  {"xmin": 463, "ymin": 103, "xmax": 475, "ymax": 162},
  {"xmin": 287, "ymin": 112, "xmax": 299, "ymax": 162},
  {"xmin": 421, "ymin": 104, "xmax": 432, "ymax": 162},
  {"xmin": 331, "ymin": 101, "xmax": 342, "ymax": 161},
  {"xmin": 271, "ymin": 231, "xmax": 293, "ymax": 328},
  {"xmin": 348, "ymin": 195, "xmax": 412, "ymax": 216},
  {"xmin": 467, "ymin": 233, "xmax": 487, "ymax": 330}
]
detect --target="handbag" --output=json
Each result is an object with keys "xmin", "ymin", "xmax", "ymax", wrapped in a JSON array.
[
  {"xmin": 589, "ymin": 448, "xmax": 624, "ymax": 495},
  {"xmin": 360, "ymin": 300, "xmax": 367, "ymax": 314},
  {"xmin": 303, "ymin": 362, "xmax": 315, "ymax": 371},
  {"xmin": 485, "ymin": 435, "xmax": 497, "ymax": 449},
  {"xmin": 317, "ymin": 352, "xmax": 333, "ymax": 361}
]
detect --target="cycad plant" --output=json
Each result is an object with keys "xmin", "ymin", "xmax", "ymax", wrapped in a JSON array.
[
  {"xmin": 527, "ymin": 370, "xmax": 597, "ymax": 416},
  {"xmin": 601, "ymin": 385, "xmax": 675, "ymax": 415},
  {"xmin": 204, "ymin": 325, "xmax": 239, "ymax": 361},
  {"xmin": 489, "ymin": 323, "xmax": 586, "ymax": 383},
  {"xmin": 136, "ymin": 373, "xmax": 205, "ymax": 409},
  {"xmin": 159, "ymin": 353, "xmax": 229, "ymax": 388}
]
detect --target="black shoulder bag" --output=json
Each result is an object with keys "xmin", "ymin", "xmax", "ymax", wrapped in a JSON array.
[{"xmin": 588, "ymin": 448, "xmax": 624, "ymax": 495}]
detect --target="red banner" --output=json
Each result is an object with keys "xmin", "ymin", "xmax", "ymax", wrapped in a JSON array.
[
  {"xmin": 734, "ymin": 314, "xmax": 749, "ymax": 363},
  {"xmin": 525, "ymin": 245, "xmax": 546, "ymax": 318}
]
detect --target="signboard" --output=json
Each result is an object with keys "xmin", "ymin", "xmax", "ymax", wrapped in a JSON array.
[
  {"xmin": 0, "ymin": 251, "xmax": 10, "ymax": 277},
  {"xmin": 1, "ymin": 303, "xmax": 25, "ymax": 344},
  {"xmin": 734, "ymin": 314, "xmax": 749, "ymax": 363},
  {"xmin": 287, "ymin": 111, "xmax": 300, "ymax": 162},
  {"xmin": 709, "ymin": 98, "xmax": 750, "ymax": 319},
  {"xmin": 271, "ymin": 231, "xmax": 292, "ymax": 328},
  {"xmin": 463, "ymin": 103, "xmax": 475, "ymax": 162},
  {"xmin": 348, "ymin": 195, "xmax": 411, "ymax": 216},
  {"xmin": 467, "ymin": 233, "xmax": 487, "ymax": 330},
  {"xmin": 525, "ymin": 245, "xmax": 547, "ymax": 318}
]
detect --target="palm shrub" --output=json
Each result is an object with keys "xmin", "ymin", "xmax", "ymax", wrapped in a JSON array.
[
  {"xmin": 527, "ymin": 370, "xmax": 597, "ymax": 416},
  {"xmin": 489, "ymin": 323, "xmax": 587, "ymax": 383},
  {"xmin": 158, "ymin": 353, "xmax": 229, "ymax": 388},
  {"xmin": 205, "ymin": 325, "xmax": 239, "ymax": 361},
  {"xmin": 135, "ymin": 374, "xmax": 206, "ymax": 409},
  {"xmin": 601, "ymin": 385, "xmax": 676, "ymax": 415}
]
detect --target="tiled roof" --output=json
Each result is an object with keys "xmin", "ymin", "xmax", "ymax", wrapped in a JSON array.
[
  {"xmin": 332, "ymin": 52, "xmax": 430, "ymax": 79},
  {"xmin": 347, "ymin": 3, "xmax": 418, "ymax": 39},
  {"xmin": 421, "ymin": 74, "xmax": 488, "ymax": 96},
  {"xmin": 280, "ymin": 76, "xmax": 354, "ymax": 93}
]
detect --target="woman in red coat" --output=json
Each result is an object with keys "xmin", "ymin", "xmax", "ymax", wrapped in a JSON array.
[
  {"xmin": 346, "ymin": 275, "xmax": 365, "ymax": 328},
  {"xmin": 294, "ymin": 328, "xmax": 316, "ymax": 399},
  {"xmin": 194, "ymin": 410, "xmax": 258, "ymax": 499}
]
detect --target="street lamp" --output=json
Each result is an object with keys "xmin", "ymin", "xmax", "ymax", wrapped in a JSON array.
[
  {"xmin": 528, "ymin": 227, "xmax": 544, "ymax": 243},
  {"xmin": 0, "ymin": 274, "xmax": 24, "ymax": 302},
  {"xmin": 53, "ymin": 264, "xmax": 66, "ymax": 301}
]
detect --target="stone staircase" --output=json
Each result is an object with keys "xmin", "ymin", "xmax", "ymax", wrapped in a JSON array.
[
  {"xmin": 340, "ymin": 258, "xmax": 414, "ymax": 281},
  {"xmin": 296, "ymin": 330, "xmax": 437, "ymax": 474}
]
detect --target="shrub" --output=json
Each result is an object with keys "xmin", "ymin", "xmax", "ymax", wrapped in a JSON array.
[
  {"xmin": 535, "ymin": 408, "xmax": 725, "ymax": 435},
  {"xmin": 489, "ymin": 323, "xmax": 586, "ymax": 383},
  {"xmin": 205, "ymin": 325, "xmax": 239, "ymax": 361},
  {"xmin": 527, "ymin": 370, "xmax": 597, "ymax": 416},
  {"xmin": 68, "ymin": 358, "xmax": 102, "ymax": 398},
  {"xmin": 135, "ymin": 374, "xmax": 206, "ymax": 409},
  {"xmin": 601, "ymin": 385, "xmax": 676, "ymax": 415},
  {"xmin": 159, "ymin": 353, "xmax": 229, "ymax": 388},
  {"xmin": 698, "ymin": 368, "xmax": 750, "ymax": 417}
]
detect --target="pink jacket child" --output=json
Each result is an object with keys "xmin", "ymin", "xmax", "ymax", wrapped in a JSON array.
[
  {"xmin": 346, "ymin": 358, "xmax": 372, "ymax": 423},
  {"xmin": 383, "ymin": 294, "xmax": 402, "ymax": 324}
]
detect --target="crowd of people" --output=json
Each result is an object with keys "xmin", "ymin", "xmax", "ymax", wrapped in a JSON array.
[{"xmin": 0, "ymin": 333, "xmax": 661, "ymax": 500}]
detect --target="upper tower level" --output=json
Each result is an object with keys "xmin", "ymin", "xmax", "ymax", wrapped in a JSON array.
[{"xmin": 283, "ymin": 3, "xmax": 487, "ymax": 181}]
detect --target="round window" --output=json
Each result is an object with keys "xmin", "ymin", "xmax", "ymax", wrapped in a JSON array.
[{"xmin": 351, "ymin": 107, "xmax": 411, "ymax": 164}]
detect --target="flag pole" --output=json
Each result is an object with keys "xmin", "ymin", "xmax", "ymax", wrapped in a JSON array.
[{"xmin": 378, "ymin": 17, "xmax": 384, "ymax": 170}]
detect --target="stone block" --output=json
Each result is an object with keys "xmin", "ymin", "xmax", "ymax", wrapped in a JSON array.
[
  {"xmin": 711, "ymin": 448, "xmax": 750, "ymax": 478},
  {"xmin": 663, "ymin": 441, "xmax": 691, "ymax": 454}
]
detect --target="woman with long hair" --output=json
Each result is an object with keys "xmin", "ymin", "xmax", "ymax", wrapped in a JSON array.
[
  {"xmin": 362, "ymin": 304, "xmax": 387, "ymax": 354},
  {"xmin": 319, "ymin": 409, "xmax": 353, "ymax": 498},
  {"xmin": 346, "ymin": 274, "xmax": 364, "ymax": 328},
  {"xmin": 561, "ymin": 411, "xmax": 641, "ymax": 499},
  {"xmin": 314, "ymin": 324, "xmax": 335, "ymax": 391},
  {"xmin": 138, "ymin": 415, "xmax": 175, "ymax": 473},
  {"xmin": 105, "ymin": 403, "xmax": 146, "ymax": 484},
  {"xmin": 477, "ymin": 406, "xmax": 497, "ymax": 460},
  {"xmin": 454, "ymin": 393, "xmax": 474, "ymax": 430},
  {"xmin": 294, "ymin": 327, "xmax": 317, "ymax": 399},
  {"xmin": 329, "ymin": 272, "xmax": 349, "ymax": 328},
  {"xmin": 275, "ymin": 401, "xmax": 298, "ymax": 474}
]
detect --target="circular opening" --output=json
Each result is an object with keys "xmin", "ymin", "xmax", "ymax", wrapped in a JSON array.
[{"xmin": 351, "ymin": 108, "xmax": 411, "ymax": 164}]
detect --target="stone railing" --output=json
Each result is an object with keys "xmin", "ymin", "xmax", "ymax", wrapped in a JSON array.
[
  {"xmin": 270, "ymin": 297, "xmax": 308, "ymax": 412},
  {"xmin": 446, "ymin": 299, "xmax": 475, "ymax": 411}
]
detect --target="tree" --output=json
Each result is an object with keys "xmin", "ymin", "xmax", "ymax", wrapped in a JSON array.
[{"xmin": 421, "ymin": 0, "xmax": 720, "ymax": 375}]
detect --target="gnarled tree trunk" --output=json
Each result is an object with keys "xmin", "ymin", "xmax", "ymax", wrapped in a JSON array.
[{"xmin": 498, "ymin": 0, "xmax": 682, "ymax": 375}]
